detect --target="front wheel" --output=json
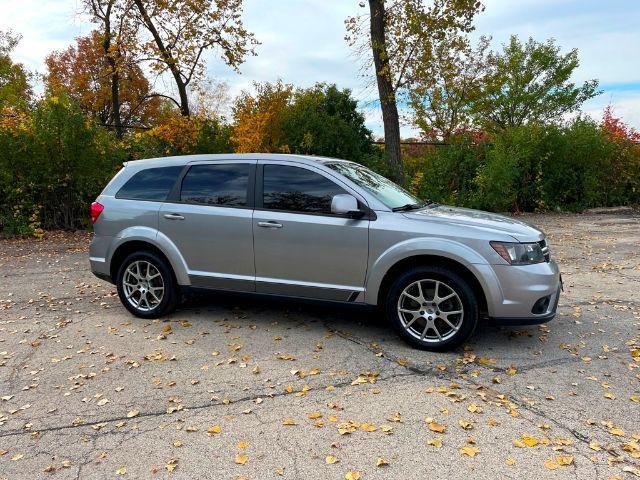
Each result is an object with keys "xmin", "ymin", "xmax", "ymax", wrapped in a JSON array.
[
  {"xmin": 385, "ymin": 266, "xmax": 478, "ymax": 351},
  {"xmin": 116, "ymin": 251, "xmax": 179, "ymax": 318}
]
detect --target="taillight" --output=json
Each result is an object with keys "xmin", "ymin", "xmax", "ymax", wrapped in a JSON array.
[{"xmin": 91, "ymin": 201, "xmax": 104, "ymax": 224}]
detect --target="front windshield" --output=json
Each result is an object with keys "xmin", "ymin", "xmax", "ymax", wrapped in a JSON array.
[{"xmin": 325, "ymin": 161, "xmax": 420, "ymax": 210}]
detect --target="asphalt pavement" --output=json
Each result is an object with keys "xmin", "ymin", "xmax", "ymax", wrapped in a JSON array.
[{"xmin": 0, "ymin": 211, "xmax": 639, "ymax": 479}]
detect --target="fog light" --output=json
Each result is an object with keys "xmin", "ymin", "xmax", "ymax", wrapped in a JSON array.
[{"xmin": 531, "ymin": 295, "xmax": 551, "ymax": 314}]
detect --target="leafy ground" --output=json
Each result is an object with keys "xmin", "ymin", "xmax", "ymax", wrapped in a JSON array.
[{"xmin": 0, "ymin": 212, "xmax": 639, "ymax": 480}]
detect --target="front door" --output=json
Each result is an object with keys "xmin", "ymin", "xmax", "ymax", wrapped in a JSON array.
[
  {"xmin": 159, "ymin": 161, "xmax": 256, "ymax": 291},
  {"xmin": 253, "ymin": 162, "xmax": 369, "ymax": 301}
]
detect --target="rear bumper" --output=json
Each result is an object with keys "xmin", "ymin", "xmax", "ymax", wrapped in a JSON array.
[
  {"xmin": 90, "ymin": 256, "xmax": 114, "ymax": 283},
  {"xmin": 89, "ymin": 235, "xmax": 114, "ymax": 283}
]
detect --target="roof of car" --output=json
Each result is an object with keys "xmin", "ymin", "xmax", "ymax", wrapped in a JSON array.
[{"xmin": 123, "ymin": 153, "xmax": 354, "ymax": 169}]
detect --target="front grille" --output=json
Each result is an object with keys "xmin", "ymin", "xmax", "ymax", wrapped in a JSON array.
[{"xmin": 538, "ymin": 239, "xmax": 550, "ymax": 262}]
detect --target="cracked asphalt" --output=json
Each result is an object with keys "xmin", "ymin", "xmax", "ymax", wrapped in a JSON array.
[{"xmin": 1, "ymin": 211, "xmax": 639, "ymax": 479}]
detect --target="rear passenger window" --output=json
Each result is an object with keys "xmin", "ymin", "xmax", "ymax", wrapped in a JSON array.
[
  {"xmin": 116, "ymin": 166, "xmax": 182, "ymax": 201},
  {"xmin": 180, "ymin": 164, "xmax": 250, "ymax": 207}
]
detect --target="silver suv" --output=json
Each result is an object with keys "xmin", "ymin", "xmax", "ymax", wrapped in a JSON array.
[{"xmin": 90, "ymin": 154, "xmax": 561, "ymax": 350}]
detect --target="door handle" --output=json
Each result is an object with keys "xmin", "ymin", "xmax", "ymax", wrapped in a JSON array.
[
  {"xmin": 164, "ymin": 213, "xmax": 185, "ymax": 220},
  {"xmin": 257, "ymin": 221, "xmax": 283, "ymax": 229}
]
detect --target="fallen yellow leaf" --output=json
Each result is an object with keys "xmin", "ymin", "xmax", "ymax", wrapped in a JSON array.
[
  {"xmin": 376, "ymin": 457, "xmax": 389, "ymax": 467},
  {"xmin": 556, "ymin": 455, "xmax": 574, "ymax": 466},
  {"xmin": 458, "ymin": 419, "xmax": 473, "ymax": 430},
  {"xmin": 326, "ymin": 455, "xmax": 339, "ymax": 464},
  {"xmin": 166, "ymin": 458, "xmax": 178, "ymax": 472},
  {"xmin": 235, "ymin": 454, "xmax": 248, "ymax": 465},
  {"xmin": 459, "ymin": 445, "xmax": 480, "ymax": 457},
  {"xmin": 282, "ymin": 418, "xmax": 297, "ymax": 426},
  {"xmin": 428, "ymin": 422, "xmax": 446, "ymax": 433},
  {"xmin": 345, "ymin": 472, "xmax": 361, "ymax": 480},
  {"xmin": 427, "ymin": 438, "xmax": 443, "ymax": 448}
]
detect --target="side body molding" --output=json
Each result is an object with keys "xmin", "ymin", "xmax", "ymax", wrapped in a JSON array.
[
  {"xmin": 107, "ymin": 226, "xmax": 191, "ymax": 285},
  {"xmin": 364, "ymin": 237, "xmax": 503, "ymax": 314}
]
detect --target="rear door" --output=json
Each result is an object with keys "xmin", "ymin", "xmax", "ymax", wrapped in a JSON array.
[
  {"xmin": 253, "ymin": 161, "xmax": 370, "ymax": 301},
  {"xmin": 159, "ymin": 160, "xmax": 256, "ymax": 291}
]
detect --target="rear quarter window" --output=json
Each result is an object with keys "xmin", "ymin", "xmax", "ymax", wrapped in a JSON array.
[{"xmin": 116, "ymin": 166, "xmax": 183, "ymax": 201}]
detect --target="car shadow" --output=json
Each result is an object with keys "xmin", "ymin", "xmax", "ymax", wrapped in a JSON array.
[{"xmin": 177, "ymin": 289, "xmax": 540, "ymax": 357}]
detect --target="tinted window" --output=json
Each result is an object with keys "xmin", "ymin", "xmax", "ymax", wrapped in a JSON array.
[
  {"xmin": 180, "ymin": 164, "xmax": 250, "ymax": 206},
  {"xmin": 116, "ymin": 166, "xmax": 182, "ymax": 201},
  {"xmin": 325, "ymin": 161, "xmax": 419, "ymax": 209},
  {"xmin": 263, "ymin": 165, "xmax": 346, "ymax": 214}
]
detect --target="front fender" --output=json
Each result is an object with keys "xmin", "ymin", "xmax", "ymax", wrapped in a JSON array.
[
  {"xmin": 364, "ymin": 237, "xmax": 502, "ymax": 313},
  {"xmin": 107, "ymin": 227, "xmax": 190, "ymax": 285}
]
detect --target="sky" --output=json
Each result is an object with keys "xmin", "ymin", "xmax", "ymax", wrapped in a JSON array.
[{"xmin": 1, "ymin": 0, "xmax": 639, "ymax": 137}]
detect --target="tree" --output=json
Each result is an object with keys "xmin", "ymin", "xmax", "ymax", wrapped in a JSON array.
[
  {"xmin": 281, "ymin": 83, "xmax": 373, "ymax": 161},
  {"xmin": 408, "ymin": 35, "xmax": 489, "ymax": 140},
  {"xmin": 45, "ymin": 30, "xmax": 163, "ymax": 129},
  {"xmin": 471, "ymin": 36, "xmax": 600, "ymax": 130},
  {"xmin": 346, "ymin": 0, "xmax": 483, "ymax": 184},
  {"xmin": 231, "ymin": 80, "xmax": 293, "ymax": 153},
  {"xmin": 131, "ymin": 0, "xmax": 259, "ymax": 116},
  {"xmin": 83, "ymin": 0, "xmax": 140, "ymax": 137},
  {"xmin": 0, "ymin": 31, "xmax": 32, "ymax": 112}
]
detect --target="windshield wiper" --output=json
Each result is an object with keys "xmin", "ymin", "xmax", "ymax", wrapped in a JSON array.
[
  {"xmin": 392, "ymin": 203, "xmax": 421, "ymax": 212},
  {"xmin": 391, "ymin": 201, "xmax": 438, "ymax": 212}
]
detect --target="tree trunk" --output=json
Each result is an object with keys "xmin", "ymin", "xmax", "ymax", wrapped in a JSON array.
[
  {"xmin": 174, "ymin": 74, "xmax": 190, "ymax": 116},
  {"xmin": 133, "ymin": 0, "xmax": 190, "ymax": 116},
  {"xmin": 108, "ymin": 58, "xmax": 124, "ymax": 136},
  {"xmin": 101, "ymin": 11, "xmax": 124, "ymax": 137},
  {"xmin": 369, "ymin": 0, "xmax": 403, "ymax": 185}
]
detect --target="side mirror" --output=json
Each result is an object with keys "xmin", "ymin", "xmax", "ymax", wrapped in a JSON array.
[{"xmin": 331, "ymin": 194, "xmax": 364, "ymax": 219}]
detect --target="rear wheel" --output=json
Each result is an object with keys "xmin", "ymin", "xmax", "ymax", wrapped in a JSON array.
[
  {"xmin": 385, "ymin": 266, "xmax": 478, "ymax": 351},
  {"xmin": 116, "ymin": 251, "xmax": 178, "ymax": 318}
]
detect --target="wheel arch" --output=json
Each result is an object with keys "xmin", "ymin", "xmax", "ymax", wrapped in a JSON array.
[
  {"xmin": 373, "ymin": 254, "xmax": 489, "ymax": 317},
  {"xmin": 109, "ymin": 239, "xmax": 185, "ymax": 286}
]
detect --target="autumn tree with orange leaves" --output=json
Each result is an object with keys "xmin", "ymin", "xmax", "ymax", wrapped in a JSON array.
[
  {"xmin": 231, "ymin": 81, "xmax": 293, "ymax": 153},
  {"xmin": 45, "ymin": 31, "xmax": 165, "ymax": 130}
]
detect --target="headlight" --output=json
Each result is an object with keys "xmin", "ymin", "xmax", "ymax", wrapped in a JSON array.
[{"xmin": 490, "ymin": 241, "xmax": 545, "ymax": 265}]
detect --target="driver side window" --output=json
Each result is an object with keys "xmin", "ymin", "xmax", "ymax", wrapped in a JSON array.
[{"xmin": 262, "ymin": 165, "xmax": 347, "ymax": 214}]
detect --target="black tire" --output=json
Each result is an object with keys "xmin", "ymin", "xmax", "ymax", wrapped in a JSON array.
[
  {"xmin": 385, "ymin": 266, "xmax": 478, "ymax": 351},
  {"xmin": 116, "ymin": 250, "xmax": 179, "ymax": 319}
]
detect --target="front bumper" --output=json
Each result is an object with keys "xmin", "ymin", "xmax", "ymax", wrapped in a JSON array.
[
  {"xmin": 480, "ymin": 259, "xmax": 561, "ymax": 324},
  {"xmin": 490, "ymin": 280, "xmax": 561, "ymax": 326}
]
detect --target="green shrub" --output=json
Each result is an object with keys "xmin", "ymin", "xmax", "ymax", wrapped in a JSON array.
[
  {"xmin": 0, "ymin": 95, "xmax": 124, "ymax": 234},
  {"xmin": 397, "ymin": 119, "xmax": 640, "ymax": 213},
  {"xmin": 405, "ymin": 135, "xmax": 489, "ymax": 206},
  {"xmin": 474, "ymin": 123, "xmax": 548, "ymax": 212}
]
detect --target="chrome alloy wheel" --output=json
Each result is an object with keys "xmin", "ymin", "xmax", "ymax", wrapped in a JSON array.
[
  {"xmin": 122, "ymin": 260, "xmax": 164, "ymax": 312},
  {"xmin": 397, "ymin": 279, "xmax": 464, "ymax": 343}
]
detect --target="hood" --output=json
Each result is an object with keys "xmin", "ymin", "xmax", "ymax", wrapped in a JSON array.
[{"xmin": 403, "ymin": 205, "xmax": 544, "ymax": 242}]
